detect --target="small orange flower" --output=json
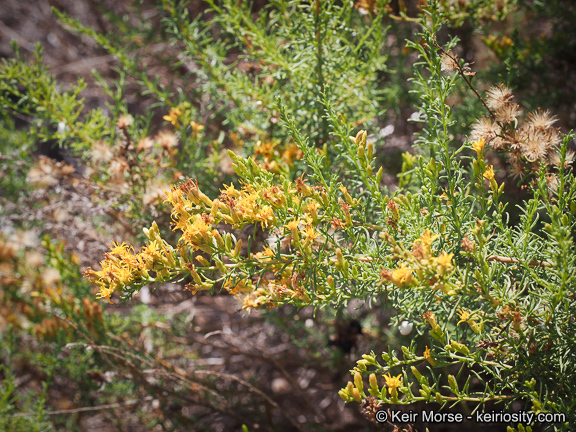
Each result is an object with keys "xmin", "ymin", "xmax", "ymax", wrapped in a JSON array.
[{"xmin": 423, "ymin": 311, "xmax": 437, "ymax": 328}]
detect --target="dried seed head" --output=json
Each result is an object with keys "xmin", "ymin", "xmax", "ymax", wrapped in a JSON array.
[
  {"xmin": 528, "ymin": 109, "xmax": 558, "ymax": 130},
  {"xmin": 554, "ymin": 149, "xmax": 576, "ymax": 169},
  {"xmin": 157, "ymin": 130, "xmax": 178, "ymax": 149},
  {"xmin": 440, "ymin": 50, "xmax": 459, "ymax": 72},
  {"xmin": 491, "ymin": 136, "xmax": 508, "ymax": 151},
  {"xmin": 508, "ymin": 155, "xmax": 525, "ymax": 181},
  {"xmin": 116, "ymin": 114, "xmax": 134, "ymax": 129},
  {"xmin": 109, "ymin": 157, "xmax": 129, "ymax": 189},
  {"xmin": 361, "ymin": 396, "xmax": 384, "ymax": 423},
  {"xmin": 27, "ymin": 156, "xmax": 74, "ymax": 187},
  {"xmin": 91, "ymin": 140, "xmax": 114, "ymax": 164},
  {"xmin": 461, "ymin": 235, "xmax": 475, "ymax": 252},
  {"xmin": 495, "ymin": 102, "xmax": 522, "ymax": 124},
  {"xmin": 506, "ymin": 131, "xmax": 523, "ymax": 151},
  {"xmin": 486, "ymin": 85, "xmax": 514, "ymax": 112},
  {"xmin": 521, "ymin": 133, "xmax": 548, "ymax": 163},
  {"xmin": 470, "ymin": 117, "xmax": 501, "ymax": 144},
  {"xmin": 137, "ymin": 136, "xmax": 154, "ymax": 152},
  {"xmin": 546, "ymin": 174, "xmax": 558, "ymax": 192}
]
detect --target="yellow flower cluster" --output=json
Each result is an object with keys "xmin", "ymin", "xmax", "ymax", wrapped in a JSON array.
[
  {"xmin": 380, "ymin": 230, "xmax": 455, "ymax": 293},
  {"xmin": 230, "ymin": 249, "xmax": 320, "ymax": 309},
  {"xmin": 84, "ymin": 224, "xmax": 179, "ymax": 303},
  {"xmin": 338, "ymin": 369, "xmax": 404, "ymax": 404},
  {"xmin": 86, "ymin": 171, "xmax": 330, "ymax": 305},
  {"xmin": 216, "ymin": 183, "xmax": 284, "ymax": 229},
  {"xmin": 253, "ymin": 139, "xmax": 303, "ymax": 173}
]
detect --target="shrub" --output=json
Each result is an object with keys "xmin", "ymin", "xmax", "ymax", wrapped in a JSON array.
[{"xmin": 2, "ymin": 0, "xmax": 575, "ymax": 431}]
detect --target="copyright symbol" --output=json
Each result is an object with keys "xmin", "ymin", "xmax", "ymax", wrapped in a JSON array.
[{"xmin": 375, "ymin": 410, "xmax": 388, "ymax": 423}]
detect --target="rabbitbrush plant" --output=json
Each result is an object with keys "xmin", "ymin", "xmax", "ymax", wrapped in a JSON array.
[
  {"xmin": 2, "ymin": 0, "xmax": 576, "ymax": 430},
  {"xmin": 83, "ymin": 1, "xmax": 576, "ymax": 431}
]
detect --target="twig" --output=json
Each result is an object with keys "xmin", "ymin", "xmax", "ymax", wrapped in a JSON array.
[
  {"xmin": 50, "ymin": 54, "xmax": 115, "ymax": 75},
  {"xmin": 486, "ymin": 255, "xmax": 552, "ymax": 268},
  {"xmin": 206, "ymin": 330, "xmax": 321, "ymax": 420},
  {"xmin": 433, "ymin": 40, "xmax": 497, "ymax": 123},
  {"xmin": 8, "ymin": 397, "xmax": 153, "ymax": 417},
  {"xmin": 0, "ymin": 19, "xmax": 35, "ymax": 51}
]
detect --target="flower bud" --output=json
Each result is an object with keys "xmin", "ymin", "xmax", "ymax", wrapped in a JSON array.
[
  {"xmin": 448, "ymin": 375, "xmax": 459, "ymax": 394},
  {"xmin": 369, "ymin": 373, "xmax": 378, "ymax": 391},
  {"xmin": 354, "ymin": 373, "xmax": 364, "ymax": 394}
]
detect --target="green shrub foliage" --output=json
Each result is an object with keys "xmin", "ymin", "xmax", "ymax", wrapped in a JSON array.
[{"xmin": 1, "ymin": 0, "xmax": 575, "ymax": 430}]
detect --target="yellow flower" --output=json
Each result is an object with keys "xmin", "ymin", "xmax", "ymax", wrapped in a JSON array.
[
  {"xmin": 182, "ymin": 214, "xmax": 213, "ymax": 248},
  {"xmin": 254, "ymin": 139, "xmax": 278, "ymax": 161},
  {"xmin": 281, "ymin": 143, "xmax": 302, "ymax": 166},
  {"xmin": 304, "ymin": 200, "xmax": 320, "ymax": 224},
  {"xmin": 190, "ymin": 121, "xmax": 204, "ymax": 135},
  {"xmin": 221, "ymin": 183, "xmax": 240, "ymax": 198},
  {"xmin": 457, "ymin": 307, "xmax": 471, "ymax": 326},
  {"xmin": 500, "ymin": 36, "xmax": 513, "ymax": 49},
  {"xmin": 261, "ymin": 186, "xmax": 287, "ymax": 208},
  {"xmin": 435, "ymin": 252, "xmax": 454, "ymax": 275},
  {"xmin": 139, "ymin": 240, "xmax": 162, "ymax": 266},
  {"xmin": 391, "ymin": 263, "xmax": 414, "ymax": 287},
  {"xmin": 164, "ymin": 186, "xmax": 184, "ymax": 207},
  {"xmin": 295, "ymin": 176, "xmax": 313, "ymax": 196},
  {"xmin": 285, "ymin": 219, "xmax": 301, "ymax": 241},
  {"xmin": 109, "ymin": 241, "xmax": 132, "ymax": 257},
  {"xmin": 112, "ymin": 265, "xmax": 133, "ymax": 284},
  {"xmin": 254, "ymin": 246, "xmax": 275, "ymax": 261},
  {"xmin": 96, "ymin": 286, "xmax": 115, "ymax": 304},
  {"xmin": 471, "ymin": 138, "xmax": 485, "ymax": 154},
  {"xmin": 224, "ymin": 277, "xmax": 253, "ymax": 295},
  {"xmin": 302, "ymin": 223, "xmax": 319, "ymax": 247},
  {"xmin": 383, "ymin": 373, "xmax": 403, "ymax": 397},
  {"xmin": 457, "ymin": 308, "xmax": 482, "ymax": 334},
  {"xmin": 163, "ymin": 108, "xmax": 182, "ymax": 126},
  {"xmin": 423, "ymin": 346, "xmax": 437, "ymax": 366},
  {"xmin": 413, "ymin": 230, "xmax": 439, "ymax": 261},
  {"xmin": 421, "ymin": 230, "xmax": 436, "ymax": 246},
  {"xmin": 484, "ymin": 165, "xmax": 495, "ymax": 181},
  {"xmin": 254, "ymin": 206, "xmax": 276, "ymax": 229}
]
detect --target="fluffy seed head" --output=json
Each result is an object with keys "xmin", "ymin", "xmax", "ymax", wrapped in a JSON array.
[
  {"xmin": 528, "ymin": 109, "xmax": 558, "ymax": 130},
  {"xmin": 470, "ymin": 117, "xmax": 501, "ymax": 144},
  {"xmin": 486, "ymin": 85, "xmax": 514, "ymax": 112},
  {"xmin": 495, "ymin": 103, "xmax": 522, "ymax": 124}
]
